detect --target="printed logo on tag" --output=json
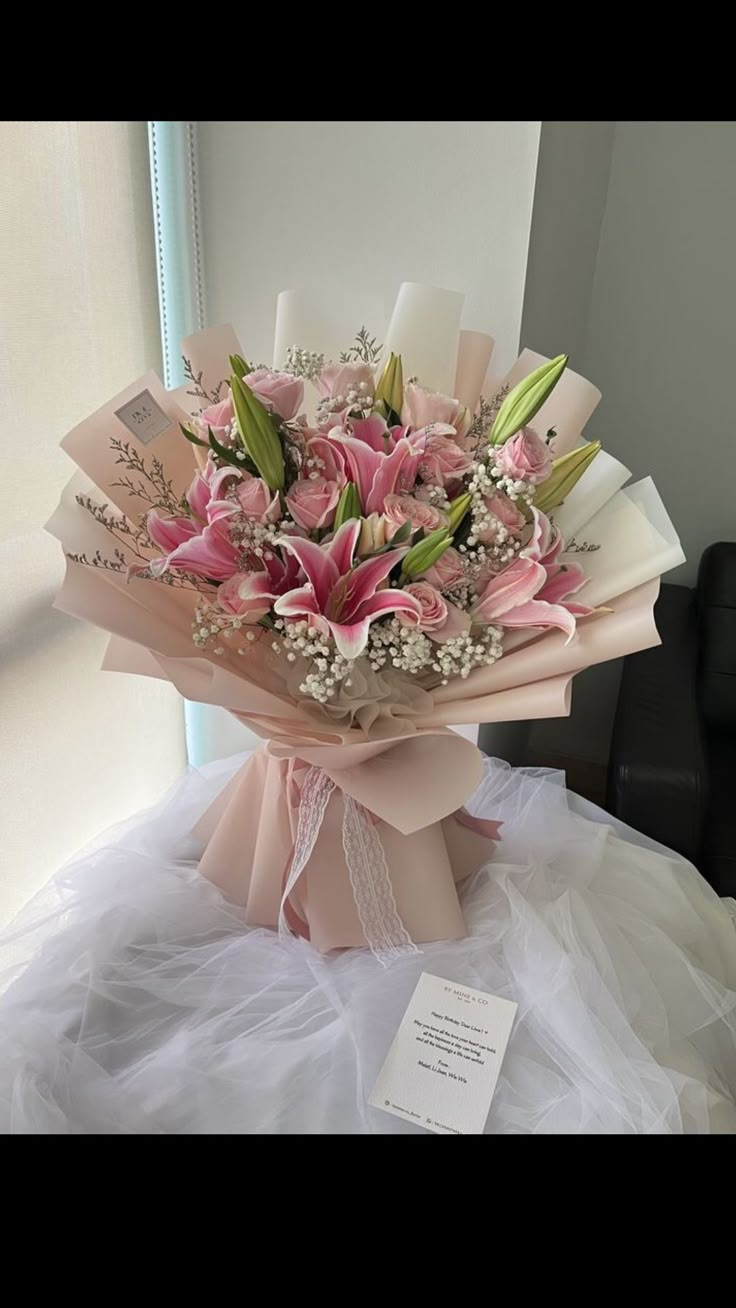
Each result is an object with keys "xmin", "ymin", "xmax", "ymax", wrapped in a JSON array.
[
  {"xmin": 114, "ymin": 390, "xmax": 172, "ymax": 445},
  {"xmin": 369, "ymin": 972, "xmax": 517, "ymax": 1135}
]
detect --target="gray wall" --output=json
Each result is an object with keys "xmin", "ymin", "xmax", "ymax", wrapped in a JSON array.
[
  {"xmin": 584, "ymin": 121, "xmax": 736, "ymax": 586},
  {"xmin": 521, "ymin": 120, "xmax": 614, "ymax": 371},
  {"xmin": 512, "ymin": 121, "xmax": 736, "ymax": 784}
]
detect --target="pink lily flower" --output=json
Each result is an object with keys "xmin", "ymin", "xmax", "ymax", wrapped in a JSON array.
[
  {"xmin": 329, "ymin": 417, "xmax": 425, "ymax": 515},
  {"xmin": 274, "ymin": 519, "xmax": 422, "ymax": 659},
  {"xmin": 473, "ymin": 509, "xmax": 593, "ymax": 641},
  {"xmin": 164, "ymin": 520, "xmax": 241, "ymax": 582},
  {"xmin": 523, "ymin": 507, "xmax": 594, "ymax": 615},
  {"xmin": 217, "ymin": 551, "xmax": 302, "ymax": 620}
]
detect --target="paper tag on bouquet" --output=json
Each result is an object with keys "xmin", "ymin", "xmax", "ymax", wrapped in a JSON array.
[{"xmin": 369, "ymin": 972, "xmax": 516, "ymax": 1135}]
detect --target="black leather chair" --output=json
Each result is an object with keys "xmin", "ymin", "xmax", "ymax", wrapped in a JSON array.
[{"xmin": 607, "ymin": 542, "xmax": 736, "ymax": 896}]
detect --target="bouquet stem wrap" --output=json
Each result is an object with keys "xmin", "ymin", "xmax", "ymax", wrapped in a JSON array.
[{"xmin": 194, "ymin": 732, "xmax": 501, "ymax": 956}]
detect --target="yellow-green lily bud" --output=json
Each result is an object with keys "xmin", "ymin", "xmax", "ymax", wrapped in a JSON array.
[
  {"xmin": 374, "ymin": 352, "xmax": 404, "ymax": 416},
  {"xmin": 489, "ymin": 354, "xmax": 568, "ymax": 446},
  {"xmin": 447, "ymin": 492, "xmax": 471, "ymax": 534},
  {"xmin": 534, "ymin": 440, "xmax": 601, "ymax": 514},
  {"xmin": 400, "ymin": 528, "xmax": 453, "ymax": 580},
  {"xmin": 230, "ymin": 373, "xmax": 284, "ymax": 492},
  {"xmin": 333, "ymin": 481, "xmax": 361, "ymax": 531},
  {"xmin": 229, "ymin": 353, "xmax": 251, "ymax": 378}
]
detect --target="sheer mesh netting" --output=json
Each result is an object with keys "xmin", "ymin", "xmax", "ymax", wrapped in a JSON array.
[{"xmin": 0, "ymin": 754, "xmax": 735, "ymax": 1134}]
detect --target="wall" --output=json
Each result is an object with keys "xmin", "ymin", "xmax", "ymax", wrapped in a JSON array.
[
  {"xmin": 583, "ymin": 120, "xmax": 736, "ymax": 586},
  {"xmin": 198, "ymin": 120, "xmax": 541, "ymax": 376},
  {"xmin": 196, "ymin": 119, "xmax": 543, "ymax": 761},
  {"xmin": 520, "ymin": 121, "xmax": 615, "ymax": 371},
  {"xmin": 0, "ymin": 122, "xmax": 187, "ymax": 926},
  {"xmin": 520, "ymin": 121, "xmax": 736, "ymax": 792}
]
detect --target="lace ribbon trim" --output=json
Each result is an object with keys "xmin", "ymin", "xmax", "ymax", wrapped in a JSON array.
[
  {"xmin": 342, "ymin": 792, "xmax": 419, "ymax": 966},
  {"xmin": 278, "ymin": 766, "xmax": 336, "ymax": 938},
  {"xmin": 278, "ymin": 764, "xmax": 418, "ymax": 965}
]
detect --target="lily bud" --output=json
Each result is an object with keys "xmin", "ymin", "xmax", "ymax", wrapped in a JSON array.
[
  {"xmin": 534, "ymin": 440, "xmax": 601, "ymax": 514},
  {"xmin": 489, "ymin": 354, "xmax": 568, "ymax": 446},
  {"xmin": 400, "ymin": 528, "xmax": 454, "ymax": 580},
  {"xmin": 447, "ymin": 492, "xmax": 472, "ymax": 533},
  {"xmin": 374, "ymin": 352, "xmax": 404, "ymax": 416},
  {"xmin": 357, "ymin": 512, "xmax": 388, "ymax": 556},
  {"xmin": 229, "ymin": 353, "xmax": 251, "ymax": 378},
  {"xmin": 230, "ymin": 374, "xmax": 284, "ymax": 492}
]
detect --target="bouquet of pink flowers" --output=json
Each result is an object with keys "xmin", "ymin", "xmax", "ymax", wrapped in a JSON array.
[{"xmin": 50, "ymin": 283, "xmax": 683, "ymax": 957}]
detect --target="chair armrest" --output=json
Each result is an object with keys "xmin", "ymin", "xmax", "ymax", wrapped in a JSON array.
[{"xmin": 606, "ymin": 584, "xmax": 709, "ymax": 864}]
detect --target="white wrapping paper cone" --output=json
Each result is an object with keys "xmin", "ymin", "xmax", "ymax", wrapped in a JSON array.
[
  {"xmin": 272, "ymin": 288, "xmax": 384, "ymax": 369},
  {"xmin": 454, "ymin": 330, "xmax": 494, "ymax": 412},
  {"xmin": 554, "ymin": 448, "xmax": 632, "ymax": 540},
  {"xmin": 561, "ymin": 477, "xmax": 685, "ymax": 609},
  {"xmin": 384, "ymin": 283, "xmax": 464, "ymax": 394}
]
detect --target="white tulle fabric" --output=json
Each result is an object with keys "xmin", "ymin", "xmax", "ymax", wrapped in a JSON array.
[{"xmin": 1, "ymin": 753, "xmax": 735, "ymax": 1135}]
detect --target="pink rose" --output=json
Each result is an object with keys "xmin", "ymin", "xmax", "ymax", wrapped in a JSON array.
[
  {"xmin": 192, "ymin": 394, "xmax": 235, "ymax": 444},
  {"xmin": 478, "ymin": 491, "xmax": 526, "ymax": 543},
  {"xmin": 316, "ymin": 361, "xmax": 375, "ymax": 404},
  {"xmin": 286, "ymin": 477, "xmax": 341, "ymax": 531},
  {"xmin": 305, "ymin": 436, "xmax": 347, "ymax": 486},
  {"xmin": 419, "ymin": 432, "xmax": 474, "ymax": 489},
  {"xmin": 245, "ymin": 369, "xmax": 304, "ymax": 422},
  {"xmin": 383, "ymin": 493, "xmax": 448, "ymax": 537},
  {"xmin": 397, "ymin": 581, "xmax": 472, "ymax": 643},
  {"xmin": 398, "ymin": 581, "xmax": 448, "ymax": 631},
  {"xmin": 401, "ymin": 383, "xmax": 471, "ymax": 443},
  {"xmin": 423, "ymin": 546, "xmax": 465, "ymax": 590},
  {"xmin": 497, "ymin": 428, "xmax": 552, "ymax": 484},
  {"xmin": 237, "ymin": 474, "xmax": 281, "ymax": 523}
]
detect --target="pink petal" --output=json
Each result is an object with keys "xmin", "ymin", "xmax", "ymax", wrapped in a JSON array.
[
  {"xmin": 167, "ymin": 523, "xmax": 240, "ymax": 581},
  {"xmin": 496, "ymin": 598, "xmax": 577, "ymax": 642},
  {"xmin": 523, "ymin": 507, "xmax": 554, "ymax": 562},
  {"xmin": 324, "ymin": 518, "xmax": 361, "ymax": 576},
  {"xmin": 353, "ymin": 588, "xmax": 423, "ymax": 623},
  {"xmin": 332, "ymin": 435, "xmax": 381, "ymax": 510},
  {"xmin": 146, "ymin": 511, "xmax": 198, "ymax": 554},
  {"xmin": 343, "ymin": 549, "xmax": 408, "ymax": 618},
  {"xmin": 472, "ymin": 557, "xmax": 547, "ymax": 622},
  {"xmin": 366, "ymin": 439, "xmax": 415, "ymax": 514},
  {"xmin": 187, "ymin": 473, "xmax": 211, "ymax": 521},
  {"xmin": 273, "ymin": 585, "xmax": 322, "ymax": 620},
  {"xmin": 278, "ymin": 536, "xmax": 339, "ymax": 609},
  {"xmin": 537, "ymin": 562, "xmax": 588, "ymax": 605},
  {"xmin": 350, "ymin": 414, "xmax": 393, "ymax": 453},
  {"xmin": 327, "ymin": 618, "xmax": 372, "ymax": 660},
  {"xmin": 430, "ymin": 600, "xmax": 472, "ymax": 643}
]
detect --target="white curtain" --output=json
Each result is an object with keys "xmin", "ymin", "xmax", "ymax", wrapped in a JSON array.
[{"xmin": 0, "ymin": 121, "xmax": 186, "ymax": 926}]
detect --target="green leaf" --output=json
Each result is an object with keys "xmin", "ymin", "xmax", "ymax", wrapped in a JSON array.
[
  {"xmin": 207, "ymin": 426, "xmax": 246, "ymax": 470},
  {"xmin": 390, "ymin": 519, "xmax": 412, "ymax": 545},
  {"xmin": 333, "ymin": 481, "xmax": 361, "ymax": 530},
  {"xmin": 180, "ymin": 423, "xmax": 209, "ymax": 448}
]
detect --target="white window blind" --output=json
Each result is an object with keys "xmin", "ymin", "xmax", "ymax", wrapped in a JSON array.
[{"xmin": 0, "ymin": 121, "xmax": 186, "ymax": 926}]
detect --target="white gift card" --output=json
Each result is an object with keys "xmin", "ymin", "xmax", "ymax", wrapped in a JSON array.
[{"xmin": 369, "ymin": 972, "xmax": 517, "ymax": 1135}]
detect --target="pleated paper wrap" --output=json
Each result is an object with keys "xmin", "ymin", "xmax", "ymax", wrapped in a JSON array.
[{"xmin": 48, "ymin": 284, "xmax": 684, "ymax": 955}]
